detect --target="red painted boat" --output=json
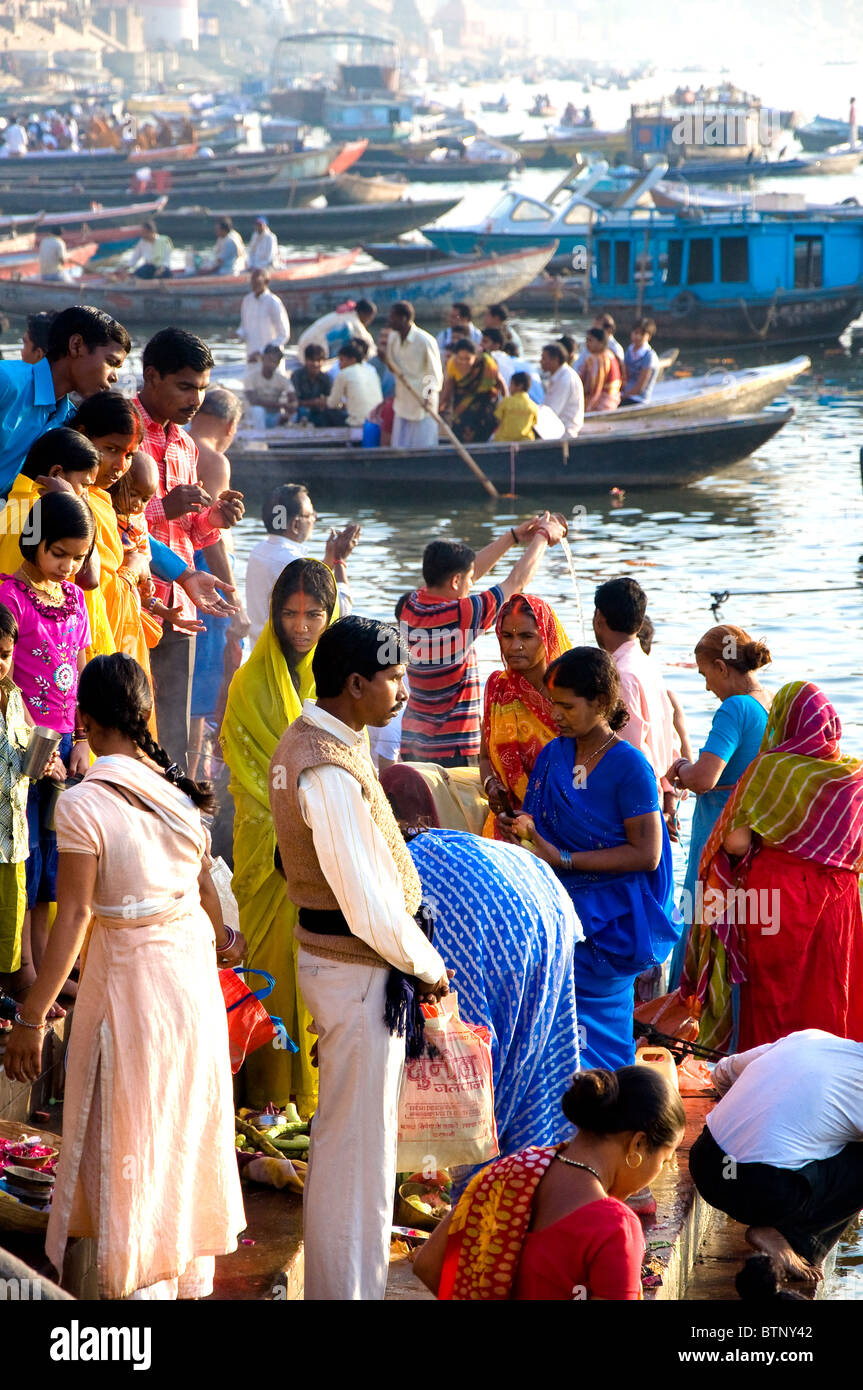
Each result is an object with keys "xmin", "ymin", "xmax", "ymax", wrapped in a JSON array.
[{"xmin": 0, "ymin": 241, "xmax": 98, "ymax": 280}]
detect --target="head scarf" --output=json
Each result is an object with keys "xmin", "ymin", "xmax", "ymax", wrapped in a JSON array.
[
  {"xmin": 681, "ymin": 681, "xmax": 863, "ymax": 1049},
  {"xmin": 482, "ymin": 595, "xmax": 570, "ymax": 822}
]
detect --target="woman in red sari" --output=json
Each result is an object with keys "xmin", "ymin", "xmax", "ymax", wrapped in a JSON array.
[
  {"xmin": 479, "ymin": 594, "xmax": 569, "ymax": 838},
  {"xmin": 682, "ymin": 680, "xmax": 863, "ymax": 1052},
  {"xmin": 414, "ymin": 1066, "xmax": 684, "ymax": 1301}
]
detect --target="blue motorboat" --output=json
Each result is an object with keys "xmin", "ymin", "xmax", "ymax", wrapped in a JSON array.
[{"xmin": 584, "ymin": 207, "xmax": 863, "ymax": 345}]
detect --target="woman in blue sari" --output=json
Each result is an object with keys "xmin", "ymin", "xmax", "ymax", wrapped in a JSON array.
[{"xmin": 504, "ymin": 647, "xmax": 683, "ymax": 1072}]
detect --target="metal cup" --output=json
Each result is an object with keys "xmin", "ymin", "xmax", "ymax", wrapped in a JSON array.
[{"xmin": 20, "ymin": 726, "xmax": 63, "ymax": 782}]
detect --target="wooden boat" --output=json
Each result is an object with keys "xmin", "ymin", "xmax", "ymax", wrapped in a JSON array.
[
  {"xmin": 793, "ymin": 117, "xmax": 853, "ymax": 152},
  {"xmin": 226, "ymin": 409, "xmax": 794, "ymax": 494},
  {"xmin": 670, "ymin": 147, "xmax": 863, "ymax": 183},
  {"xmin": 0, "ymin": 143, "xmax": 364, "ymax": 185},
  {"xmin": 0, "ymin": 175, "xmax": 336, "ymax": 217},
  {"xmin": 0, "ymin": 244, "xmax": 556, "ymax": 325},
  {"xmin": 0, "ymin": 240, "xmax": 97, "ymax": 280},
  {"xmin": 357, "ymin": 136, "xmax": 522, "ymax": 183},
  {"xmin": 326, "ymin": 172, "xmax": 408, "ymax": 205},
  {"xmin": 511, "ymin": 130, "xmax": 629, "ymax": 166},
  {"xmin": 596, "ymin": 356, "xmax": 809, "ymax": 422},
  {"xmin": 150, "ymin": 198, "xmax": 460, "ymax": 246},
  {"xmin": 1, "ymin": 199, "xmax": 169, "ymax": 237}
]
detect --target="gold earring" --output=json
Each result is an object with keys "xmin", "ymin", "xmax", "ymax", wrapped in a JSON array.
[{"xmin": 626, "ymin": 1152, "xmax": 643, "ymax": 1169}]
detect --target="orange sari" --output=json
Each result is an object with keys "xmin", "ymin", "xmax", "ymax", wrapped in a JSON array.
[
  {"xmin": 482, "ymin": 595, "xmax": 570, "ymax": 838},
  {"xmin": 87, "ymin": 487, "xmax": 160, "ymax": 679}
]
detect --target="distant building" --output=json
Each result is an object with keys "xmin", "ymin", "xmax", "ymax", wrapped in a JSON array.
[{"xmin": 135, "ymin": 0, "xmax": 199, "ymax": 49}]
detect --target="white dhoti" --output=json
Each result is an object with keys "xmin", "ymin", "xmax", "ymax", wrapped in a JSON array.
[
  {"xmin": 391, "ymin": 413, "xmax": 439, "ymax": 449},
  {"xmin": 297, "ymin": 949, "xmax": 403, "ymax": 1301}
]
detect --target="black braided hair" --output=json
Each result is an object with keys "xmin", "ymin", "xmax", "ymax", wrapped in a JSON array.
[{"xmin": 77, "ymin": 654, "xmax": 215, "ymax": 813}]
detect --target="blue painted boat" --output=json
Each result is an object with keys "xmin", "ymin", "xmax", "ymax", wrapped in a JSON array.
[{"xmin": 584, "ymin": 208, "xmax": 863, "ymax": 346}]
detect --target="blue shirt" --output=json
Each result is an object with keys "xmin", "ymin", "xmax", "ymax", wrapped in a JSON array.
[
  {"xmin": 0, "ymin": 359, "xmax": 73, "ymax": 500},
  {"xmin": 623, "ymin": 343, "xmax": 660, "ymax": 403}
]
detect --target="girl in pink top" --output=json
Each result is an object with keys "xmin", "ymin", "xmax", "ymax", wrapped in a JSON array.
[{"xmin": 0, "ymin": 492, "xmax": 93, "ymax": 992}]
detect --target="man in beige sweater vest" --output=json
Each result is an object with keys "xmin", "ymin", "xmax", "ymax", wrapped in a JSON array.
[{"xmin": 270, "ymin": 615, "xmax": 449, "ymax": 1301}]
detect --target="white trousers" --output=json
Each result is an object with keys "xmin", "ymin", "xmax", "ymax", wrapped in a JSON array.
[
  {"xmin": 297, "ymin": 949, "xmax": 403, "ymax": 1300},
  {"xmin": 391, "ymin": 412, "xmax": 440, "ymax": 449}
]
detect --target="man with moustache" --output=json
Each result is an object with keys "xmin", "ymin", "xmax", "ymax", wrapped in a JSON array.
[{"xmin": 137, "ymin": 328, "xmax": 245, "ymax": 765}]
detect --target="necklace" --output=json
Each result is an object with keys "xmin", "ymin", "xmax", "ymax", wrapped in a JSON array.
[
  {"xmin": 577, "ymin": 729, "xmax": 617, "ymax": 769},
  {"xmin": 555, "ymin": 1154, "xmax": 605, "ymax": 1185},
  {"xmin": 18, "ymin": 565, "xmax": 63, "ymax": 604}
]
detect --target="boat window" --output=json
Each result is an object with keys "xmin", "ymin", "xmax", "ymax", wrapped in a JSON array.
[
  {"xmin": 719, "ymin": 236, "xmax": 749, "ymax": 283},
  {"xmin": 665, "ymin": 239, "xmax": 683, "ymax": 286},
  {"xmin": 687, "ymin": 237, "xmax": 714, "ymax": 284},
  {"xmin": 596, "ymin": 241, "xmax": 611, "ymax": 284},
  {"xmin": 562, "ymin": 203, "xmax": 587, "ymax": 225},
  {"xmin": 614, "ymin": 241, "xmax": 631, "ymax": 284},
  {"xmin": 509, "ymin": 199, "xmax": 553, "ymax": 223},
  {"xmin": 794, "ymin": 235, "xmax": 823, "ymax": 288}
]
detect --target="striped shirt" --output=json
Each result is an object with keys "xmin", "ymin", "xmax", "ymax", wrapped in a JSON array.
[
  {"xmin": 138, "ymin": 395, "xmax": 220, "ymax": 622},
  {"xmin": 400, "ymin": 585, "xmax": 504, "ymax": 761}
]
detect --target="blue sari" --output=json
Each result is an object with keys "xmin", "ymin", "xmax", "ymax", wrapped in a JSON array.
[
  {"xmin": 523, "ymin": 737, "xmax": 682, "ymax": 1071},
  {"xmin": 408, "ymin": 829, "xmax": 581, "ymax": 1168}
]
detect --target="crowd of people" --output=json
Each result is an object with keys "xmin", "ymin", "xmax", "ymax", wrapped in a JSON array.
[{"xmin": 0, "ymin": 297, "xmax": 861, "ymax": 1305}]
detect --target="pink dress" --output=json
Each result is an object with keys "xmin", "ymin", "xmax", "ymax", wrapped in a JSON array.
[
  {"xmin": 0, "ymin": 578, "xmax": 90, "ymax": 732},
  {"xmin": 47, "ymin": 754, "xmax": 245, "ymax": 1299}
]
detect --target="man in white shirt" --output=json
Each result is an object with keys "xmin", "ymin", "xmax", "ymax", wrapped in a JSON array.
[
  {"xmin": 296, "ymin": 299, "xmax": 377, "ymax": 362},
  {"xmin": 38, "ymin": 233, "xmax": 71, "ymax": 283},
  {"xmin": 540, "ymin": 342, "xmax": 584, "ymax": 438},
  {"xmin": 269, "ymin": 616, "xmax": 450, "ymax": 1301},
  {"xmin": 593, "ymin": 577, "xmax": 680, "ymax": 834},
  {"xmin": 2, "ymin": 117, "xmax": 28, "ymax": 158},
  {"xmin": 690, "ymin": 1030, "xmax": 863, "ymax": 1281},
  {"xmin": 480, "ymin": 326, "xmax": 515, "ymax": 387},
  {"xmin": 483, "ymin": 302, "xmax": 523, "ymax": 355},
  {"xmin": 245, "ymin": 482, "xmax": 357, "ymax": 643},
  {"xmin": 200, "ymin": 217, "xmax": 246, "ymax": 275},
  {"xmin": 436, "ymin": 301, "xmax": 481, "ymax": 355},
  {"xmin": 386, "ymin": 299, "xmax": 443, "ymax": 450},
  {"xmin": 237, "ymin": 269, "xmax": 291, "ymax": 360},
  {"xmin": 243, "ymin": 343, "xmax": 295, "ymax": 428},
  {"xmin": 247, "ymin": 216, "xmax": 279, "ymax": 271},
  {"xmin": 125, "ymin": 219, "xmax": 173, "ymax": 280},
  {"xmin": 327, "ymin": 339, "xmax": 383, "ymax": 426}
]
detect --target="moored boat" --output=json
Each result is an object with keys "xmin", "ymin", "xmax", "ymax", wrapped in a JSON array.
[
  {"xmin": 149, "ymin": 197, "xmax": 461, "ymax": 246},
  {"xmin": 0, "ymin": 240, "xmax": 97, "ymax": 280},
  {"xmin": 326, "ymin": 172, "xmax": 408, "ymax": 205},
  {"xmin": 227, "ymin": 409, "xmax": 794, "ymax": 494},
  {"xmin": 0, "ymin": 244, "xmax": 555, "ymax": 325}
]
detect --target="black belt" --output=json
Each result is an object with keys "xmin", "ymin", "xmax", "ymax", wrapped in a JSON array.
[{"xmin": 298, "ymin": 907, "xmax": 352, "ymax": 938}]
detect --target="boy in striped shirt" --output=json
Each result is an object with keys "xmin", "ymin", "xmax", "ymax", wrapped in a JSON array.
[{"xmin": 399, "ymin": 513, "xmax": 566, "ymax": 766}]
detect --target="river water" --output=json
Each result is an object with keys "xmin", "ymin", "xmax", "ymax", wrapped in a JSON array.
[{"xmin": 2, "ymin": 61, "xmax": 863, "ymax": 1292}]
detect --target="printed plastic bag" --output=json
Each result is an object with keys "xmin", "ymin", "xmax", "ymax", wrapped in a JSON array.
[{"xmin": 397, "ymin": 992, "xmax": 499, "ymax": 1170}]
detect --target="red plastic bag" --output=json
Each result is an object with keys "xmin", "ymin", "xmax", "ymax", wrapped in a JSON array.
[
  {"xmin": 220, "ymin": 967, "xmax": 278, "ymax": 1075},
  {"xmin": 396, "ymin": 992, "xmax": 499, "ymax": 1170}
]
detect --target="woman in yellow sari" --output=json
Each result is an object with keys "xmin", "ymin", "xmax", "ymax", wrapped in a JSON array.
[
  {"xmin": 479, "ymin": 593, "xmax": 570, "ymax": 838},
  {"xmin": 221, "ymin": 559, "xmax": 338, "ymax": 1113},
  {"xmin": 0, "ymin": 429, "xmax": 111, "ymax": 660}
]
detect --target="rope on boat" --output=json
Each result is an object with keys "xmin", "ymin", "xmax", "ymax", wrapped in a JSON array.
[{"xmin": 710, "ymin": 584, "xmax": 861, "ymax": 617}]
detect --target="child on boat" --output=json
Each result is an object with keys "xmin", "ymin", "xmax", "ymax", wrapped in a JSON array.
[{"xmin": 493, "ymin": 372, "xmax": 539, "ymax": 442}]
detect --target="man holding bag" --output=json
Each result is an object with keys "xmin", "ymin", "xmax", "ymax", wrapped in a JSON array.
[{"xmin": 269, "ymin": 616, "xmax": 450, "ymax": 1301}]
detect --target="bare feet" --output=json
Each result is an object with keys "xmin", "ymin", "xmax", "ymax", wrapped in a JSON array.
[{"xmin": 745, "ymin": 1227, "xmax": 822, "ymax": 1283}]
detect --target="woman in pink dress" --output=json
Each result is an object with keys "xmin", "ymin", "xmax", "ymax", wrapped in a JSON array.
[{"xmin": 5, "ymin": 652, "xmax": 247, "ymax": 1299}]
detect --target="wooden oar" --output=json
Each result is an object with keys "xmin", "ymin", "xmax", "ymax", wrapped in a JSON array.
[{"xmin": 385, "ymin": 350, "xmax": 500, "ymax": 500}]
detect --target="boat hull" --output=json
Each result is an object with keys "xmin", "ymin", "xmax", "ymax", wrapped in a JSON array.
[
  {"xmin": 152, "ymin": 198, "xmax": 459, "ymax": 245},
  {"xmin": 579, "ymin": 288, "xmax": 863, "ymax": 347},
  {"xmin": 228, "ymin": 410, "xmax": 793, "ymax": 494},
  {"xmin": 424, "ymin": 227, "xmax": 586, "ymax": 258},
  {"xmin": 356, "ymin": 155, "xmax": 521, "ymax": 182},
  {"xmin": 0, "ymin": 245, "xmax": 555, "ymax": 325}
]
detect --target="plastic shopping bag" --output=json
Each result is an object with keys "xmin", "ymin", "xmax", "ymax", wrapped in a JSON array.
[
  {"xmin": 396, "ymin": 992, "xmax": 499, "ymax": 1170},
  {"xmin": 220, "ymin": 967, "xmax": 294, "ymax": 1075}
]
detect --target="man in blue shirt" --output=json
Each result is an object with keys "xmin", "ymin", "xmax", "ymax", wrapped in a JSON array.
[
  {"xmin": 621, "ymin": 318, "xmax": 661, "ymax": 406},
  {"xmin": 0, "ymin": 304, "xmax": 131, "ymax": 501}
]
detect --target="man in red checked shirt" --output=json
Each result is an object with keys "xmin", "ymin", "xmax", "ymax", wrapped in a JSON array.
[{"xmin": 137, "ymin": 327, "xmax": 245, "ymax": 766}]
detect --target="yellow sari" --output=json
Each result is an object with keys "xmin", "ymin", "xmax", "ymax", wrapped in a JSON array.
[
  {"xmin": 87, "ymin": 487, "xmax": 157, "ymax": 675},
  {"xmin": 221, "ymin": 598, "xmax": 337, "ymax": 1114},
  {"xmin": 0, "ymin": 478, "xmax": 115, "ymax": 662}
]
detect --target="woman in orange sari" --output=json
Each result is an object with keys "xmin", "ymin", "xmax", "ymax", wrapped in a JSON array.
[
  {"xmin": 72, "ymin": 394, "xmax": 167, "ymax": 677},
  {"xmin": 480, "ymin": 594, "xmax": 570, "ymax": 838}
]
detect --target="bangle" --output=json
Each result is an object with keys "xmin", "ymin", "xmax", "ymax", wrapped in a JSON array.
[
  {"xmin": 510, "ymin": 527, "xmax": 519, "ymax": 545},
  {"xmin": 72, "ymin": 731, "xmax": 87, "ymax": 744},
  {"xmin": 559, "ymin": 850, "xmax": 573, "ymax": 871},
  {"xmin": 216, "ymin": 925, "xmax": 237, "ymax": 956},
  {"xmin": 483, "ymin": 773, "xmax": 498, "ymax": 795},
  {"xmin": 535, "ymin": 526, "xmax": 554, "ymax": 543},
  {"xmin": 13, "ymin": 1011, "xmax": 47, "ymax": 1030}
]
